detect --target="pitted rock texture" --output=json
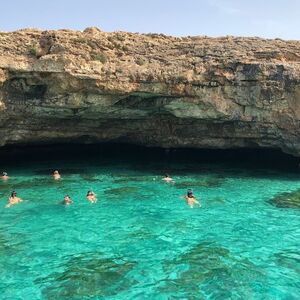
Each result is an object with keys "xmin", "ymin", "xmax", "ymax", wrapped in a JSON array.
[{"xmin": 0, "ymin": 28, "xmax": 299, "ymax": 155}]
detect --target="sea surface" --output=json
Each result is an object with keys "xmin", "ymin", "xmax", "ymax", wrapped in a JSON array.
[{"xmin": 0, "ymin": 151, "xmax": 299, "ymax": 299}]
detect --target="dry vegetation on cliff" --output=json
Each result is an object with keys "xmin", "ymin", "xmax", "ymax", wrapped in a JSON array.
[{"xmin": 0, "ymin": 27, "xmax": 299, "ymax": 84}]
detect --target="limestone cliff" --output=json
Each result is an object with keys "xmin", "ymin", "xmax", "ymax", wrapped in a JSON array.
[{"xmin": 0, "ymin": 28, "xmax": 299, "ymax": 155}]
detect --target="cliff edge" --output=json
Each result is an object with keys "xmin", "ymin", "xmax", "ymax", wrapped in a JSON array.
[{"xmin": 0, "ymin": 28, "xmax": 299, "ymax": 155}]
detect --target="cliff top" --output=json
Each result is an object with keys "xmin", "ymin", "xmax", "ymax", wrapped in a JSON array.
[{"xmin": 0, "ymin": 27, "xmax": 299, "ymax": 68}]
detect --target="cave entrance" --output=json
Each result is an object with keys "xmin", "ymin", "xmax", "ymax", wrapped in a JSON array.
[{"xmin": 0, "ymin": 143, "xmax": 298, "ymax": 172}]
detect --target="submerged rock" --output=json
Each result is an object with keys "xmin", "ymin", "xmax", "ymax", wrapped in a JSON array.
[
  {"xmin": 79, "ymin": 173, "xmax": 98, "ymax": 182},
  {"xmin": 37, "ymin": 252, "xmax": 137, "ymax": 299},
  {"xmin": 160, "ymin": 241, "xmax": 265, "ymax": 298},
  {"xmin": 206, "ymin": 196, "xmax": 226, "ymax": 206},
  {"xmin": 269, "ymin": 189, "xmax": 300, "ymax": 208},
  {"xmin": 0, "ymin": 233, "xmax": 11, "ymax": 252},
  {"xmin": 0, "ymin": 29, "xmax": 299, "ymax": 156},
  {"xmin": 274, "ymin": 250, "xmax": 300, "ymax": 274},
  {"xmin": 127, "ymin": 228, "xmax": 156, "ymax": 240},
  {"xmin": 113, "ymin": 175, "xmax": 151, "ymax": 184},
  {"xmin": 0, "ymin": 231, "xmax": 26, "ymax": 254},
  {"xmin": 104, "ymin": 186, "xmax": 138, "ymax": 196},
  {"xmin": 0, "ymin": 177, "xmax": 57, "ymax": 191},
  {"xmin": 174, "ymin": 176, "xmax": 224, "ymax": 189}
]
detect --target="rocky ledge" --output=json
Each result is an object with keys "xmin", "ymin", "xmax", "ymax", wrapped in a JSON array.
[{"xmin": 0, "ymin": 28, "xmax": 299, "ymax": 155}]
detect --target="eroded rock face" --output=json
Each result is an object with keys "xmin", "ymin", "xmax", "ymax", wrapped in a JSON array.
[{"xmin": 0, "ymin": 28, "xmax": 299, "ymax": 155}]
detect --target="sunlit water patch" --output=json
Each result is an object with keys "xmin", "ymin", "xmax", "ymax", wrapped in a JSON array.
[{"xmin": 0, "ymin": 157, "xmax": 299, "ymax": 299}]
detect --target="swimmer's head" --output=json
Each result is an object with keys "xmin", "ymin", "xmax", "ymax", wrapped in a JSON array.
[
  {"xmin": 11, "ymin": 191, "xmax": 17, "ymax": 197},
  {"xmin": 53, "ymin": 170, "xmax": 59, "ymax": 175},
  {"xmin": 187, "ymin": 189, "xmax": 193, "ymax": 196},
  {"xmin": 2, "ymin": 172, "xmax": 7, "ymax": 176},
  {"xmin": 165, "ymin": 174, "xmax": 169, "ymax": 178},
  {"xmin": 87, "ymin": 191, "xmax": 93, "ymax": 196},
  {"xmin": 64, "ymin": 195, "xmax": 71, "ymax": 200}
]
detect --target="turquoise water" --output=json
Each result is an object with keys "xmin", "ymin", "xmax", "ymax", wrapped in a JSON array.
[{"xmin": 0, "ymin": 155, "xmax": 300, "ymax": 299}]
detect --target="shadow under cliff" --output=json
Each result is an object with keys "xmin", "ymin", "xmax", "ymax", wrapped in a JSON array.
[{"xmin": 0, "ymin": 143, "xmax": 299, "ymax": 172}]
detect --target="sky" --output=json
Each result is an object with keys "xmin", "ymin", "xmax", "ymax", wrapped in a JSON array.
[{"xmin": 0, "ymin": 0, "xmax": 299, "ymax": 39}]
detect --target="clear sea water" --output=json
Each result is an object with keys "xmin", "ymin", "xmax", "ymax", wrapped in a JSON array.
[{"xmin": 0, "ymin": 148, "xmax": 299, "ymax": 300}]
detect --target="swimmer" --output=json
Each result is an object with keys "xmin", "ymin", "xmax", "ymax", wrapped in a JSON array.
[
  {"xmin": 62, "ymin": 195, "xmax": 73, "ymax": 205},
  {"xmin": 53, "ymin": 170, "xmax": 61, "ymax": 180},
  {"xmin": 6, "ymin": 191, "xmax": 23, "ymax": 208},
  {"xmin": 86, "ymin": 191, "xmax": 97, "ymax": 203},
  {"xmin": 181, "ymin": 189, "xmax": 201, "ymax": 208},
  {"xmin": 162, "ymin": 174, "xmax": 173, "ymax": 183},
  {"xmin": 1, "ymin": 172, "xmax": 9, "ymax": 180}
]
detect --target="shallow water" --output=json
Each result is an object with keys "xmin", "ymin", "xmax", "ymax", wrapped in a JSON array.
[{"xmin": 0, "ymin": 156, "xmax": 300, "ymax": 299}]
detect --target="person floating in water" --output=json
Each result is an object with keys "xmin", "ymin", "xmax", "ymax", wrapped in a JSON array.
[
  {"xmin": 53, "ymin": 170, "xmax": 61, "ymax": 180},
  {"xmin": 1, "ymin": 172, "xmax": 9, "ymax": 180},
  {"xmin": 182, "ymin": 189, "xmax": 200, "ymax": 208},
  {"xmin": 62, "ymin": 195, "xmax": 73, "ymax": 205},
  {"xmin": 86, "ymin": 191, "xmax": 97, "ymax": 203},
  {"xmin": 6, "ymin": 191, "xmax": 23, "ymax": 208},
  {"xmin": 162, "ymin": 174, "xmax": 173, "ymax": 183}
]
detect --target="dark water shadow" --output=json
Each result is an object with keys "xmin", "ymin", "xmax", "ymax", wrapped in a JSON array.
[{"xmin": 0, "ymin": 144, "xmax": 298, "ymax": 172}]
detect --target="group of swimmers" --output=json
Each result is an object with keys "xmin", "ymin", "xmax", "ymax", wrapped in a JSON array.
[
  {"xmin": 61, "ymin": 191, "xmax": 97, "ymax": 206},
  {"xmin": 1, "ymin": 171, "xmax": 201, "ymax": 208},
  {"xmin": 5, "ymin": 189, "xmax": 97, "ymax": 208}
]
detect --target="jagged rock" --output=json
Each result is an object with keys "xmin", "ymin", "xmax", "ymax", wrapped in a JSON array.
[
  {"xmin": 0, "ymin": 68, "xmax": 7, "ymax": 85},
  {"xmin": 83, "ymin": 26, "xmax": 102, "ymax": 34},
  {"xmin": 49, "ymin": 43, "xmax": 65, "ymax": 54},
  {"xmin": 0, "ymin": 29, "xmax": 299, "ymax": 155}
]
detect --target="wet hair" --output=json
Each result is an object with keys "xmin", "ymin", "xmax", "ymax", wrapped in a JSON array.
[
  {"xmin": 187, "ymin": 189, "xmax": 193, "ymax": 197},
  {"xmin": 87, "ymin": 191, "xmax": 92, "ymax": 196},
  {"xmin": 165, "ymin": 174, "xmax": 169, "ymax": 177},
  {"xmin": 11, "ymin": 191, "xmax": 17, "ymax": 197}
]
